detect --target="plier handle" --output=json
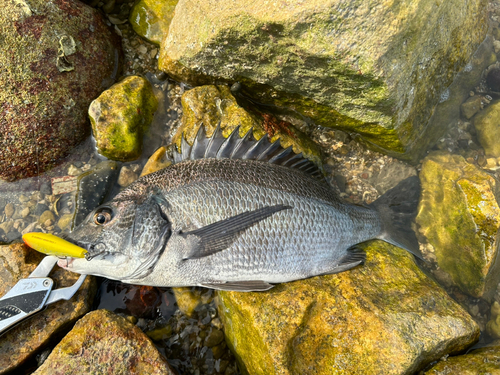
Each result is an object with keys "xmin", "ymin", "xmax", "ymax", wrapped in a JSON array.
[{"xmin": 0, "ymin": 256, "xmax": 86, "ymax": 335}]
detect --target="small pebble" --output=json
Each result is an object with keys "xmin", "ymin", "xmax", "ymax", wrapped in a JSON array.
[
  {"xmin": 4, "ymin": 203, "xmax": 14, "ymax": 218},
  {"xmin": 21, "ymin": 207, "xmax": 30, "ymax": 218},
  {"xmin": 118, "ymin": 165, "xmax": 140, "ymax": 187}
]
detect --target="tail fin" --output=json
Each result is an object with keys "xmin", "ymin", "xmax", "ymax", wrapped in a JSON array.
[{"xmin": 370, "ymin": 176, "xmax": 423, "ymax": 259}]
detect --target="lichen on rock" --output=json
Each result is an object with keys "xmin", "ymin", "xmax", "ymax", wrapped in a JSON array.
[
  {"xmin": 88, "ymin": 75, "xmax": 158, "ymax": 161},
  {"xmin": 218, "ymin": 241, "xmax": 480, "ymax": 375},
  {"xmin": 416, "ymin": 151, "xmax": 500, "ymax": 298},
  {"xmin": 33, "ymin": 309, "xmax": 176, "ymax": 375}
]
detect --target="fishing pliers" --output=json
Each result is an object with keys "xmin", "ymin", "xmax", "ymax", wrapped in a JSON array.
[{"xmin": 0, "ymin": 256, "xmax": 86, "ymax": 335}]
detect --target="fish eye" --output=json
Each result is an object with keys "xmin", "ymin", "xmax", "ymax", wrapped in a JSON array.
[{"xmin": 93, "ymin": 208, "xmax": 113, "ymax": 225}]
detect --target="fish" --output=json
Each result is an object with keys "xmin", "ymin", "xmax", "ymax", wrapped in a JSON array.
[{"xmin": 59, "ymin": 124, "xmax": 422, "ymax": 292}]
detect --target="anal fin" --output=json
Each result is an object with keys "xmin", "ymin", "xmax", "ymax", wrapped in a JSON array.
[
  {"xmin": 317, "ymin": 245, "xmax": 366, "ymax": 276},
  {"xmin": 200, "ymin": 280, "xmax": 274, "ymax": 292}
]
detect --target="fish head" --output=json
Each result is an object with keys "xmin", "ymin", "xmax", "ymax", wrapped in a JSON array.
[{"xmin": 60, "ymin": 190, "xmax": 171, "ymax": 281}]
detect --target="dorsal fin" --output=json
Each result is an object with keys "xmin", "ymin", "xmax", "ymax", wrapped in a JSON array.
[{"xmin": 174, "ymin": 123, "xmax": 323, "ymax": 179}]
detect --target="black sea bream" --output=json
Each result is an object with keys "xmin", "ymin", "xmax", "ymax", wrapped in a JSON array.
[{"xmin": 60, "ymin": 125, "xmax": 421, "ymax": 291}]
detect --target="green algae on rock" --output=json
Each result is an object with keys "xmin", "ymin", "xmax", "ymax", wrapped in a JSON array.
[
  {"xmin": 173, "ymin": 85, "xmax": 322, "ymax": 168},
  {"xmin": 159, "ymin": 0, "xmax": 487, "ymax": 159},
  {"xmin": 424, "ymin": 339, "xmax": 500, "ymax": 374},
  {"xmin": 0, "ymin": 0, "xmax": 122, "ymax": 181},
  {"xmin": 218, "ymin": 241, "xmax": 480, "ymax": 375},
  {"xmin": 89, "ymin": 76, "xmax": 158, "ymax": 161},
  {"xmin": 33, "ymin": 309, "xmax": 176, "ymax": 375},
  {"xmin": 473, "ymin": 99, "xmax": 500, "ymax": 158},
  {"xmin": 416, "ymin": 151, "xmax": 500, "ymax": 298},
  {"xmin": 0, "ymin": 243, "xmax": 96, "ymax": 374},
  {"xmin": 129, "ymin": 0, "xmax": 179, "ymax": 46}
]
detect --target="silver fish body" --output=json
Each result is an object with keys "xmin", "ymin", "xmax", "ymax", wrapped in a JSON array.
[{"xmin": 61, "ymin": 126, "xmax": 420, "ymax": 291}]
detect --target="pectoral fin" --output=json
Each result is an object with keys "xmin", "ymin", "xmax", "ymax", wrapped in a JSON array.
[
  {"xmin": 182, "ymin": 204, "xmax": 292, "ymax": 260},
  {"xmin": 200, "ymin": 280, "xmax": 274, "ymax": 292}
]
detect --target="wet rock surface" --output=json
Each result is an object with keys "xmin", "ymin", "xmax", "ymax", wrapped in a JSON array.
[
  {"xmin": 159, "ymin": 0, "xmax": 487, "ymax": 159},
  {"xmin": 129, "ymin": 0, "xmax": 178, "ymax": 46},
  {"xmin": 33, "ymin": 309, "xmax": 176, "ymax": 375},
  {"xmin": 0, "ymin": 243, "xmax": 96, "ymax": 374},
  {"xmin": 424, "ymin": 340, "xmax": 500, "ymax": 374},
  {"xmin": 218, "ymin": 241, "xmax": 480, "ymax": 375},
  {"xmin": 89, "ymin": 75, "xmax": 158, "ymax": 161},
  {"xmin": 416, "ymin": 151, "xmax": 500, "ymax": 298},
  {"xmin": 0, "ymin": 0, "xmax": 121, "ymax": 181},
  {"xmin": 473, "ymin": 99, "xmax": 500, "ymax": 157}
]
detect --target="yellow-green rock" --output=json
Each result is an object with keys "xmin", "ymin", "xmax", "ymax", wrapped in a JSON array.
[
  {"xmin": 129, "ymin": 0, "xmax": 179, "ymax": 46},
  {"xmin": 218, "ymin": 241, "xmax": 480, "ymax": 375},
  {"xmin": 159, "ymin": 0, "xmax": 487, "ymax": 159},
  {"xmin": 172, "ymin": 287, "xmax": 202, "ymax": 317},
  {"xmin": 0, "ymin": 243, "xmax": 96, "ymax": 374},
  {"xmin": 487, "ymin": 301, "xmax": 500, "ymax": 339},
  {"xmin": 88, "ymin": 76, "xmax": 158, "ymax": 161},
  {"xmin": 424, "ymin": 340, "xmax": 500, "ymax": 374},
  {"xmin": 473, "ymin": 100, "xmax": 500, "ymax": 157},
  {"xmin": 33, "ymin": 310, "xmax": 176, "ymax": 375},
  {"xmin": 140, "ymin": 146, "xmax": 171, "ymax": 176},
  {"xmin": 416, "ymin": 151, "xmax": 500, "ymax": 298},
  {"xmin": 174, "ymin": 85, "xmax": 322, "ymax": 168}
]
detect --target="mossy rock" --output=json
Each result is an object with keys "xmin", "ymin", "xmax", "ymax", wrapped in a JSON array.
[
  {"xmin": 89, "ymin": 76, "xmax": 158, "ymax": 161},
  {"xmin": 173, "ymin": 85, "xmax": 322, "ymax": 168},
  {"xmin": 424, "ymin": 340, "xmax": 500, "ymax": 374},
  {"xmin": 0, "ymin": 0, "xmax": 122, "ymax": 181},
  {"xmin": 159, "ymin": 0, "xmax": 487, "ymax": 159},
  {"xmin": 129, "ymin": 0, "xmax": 178, "ymax": 46},
  {"xmin": 416, "ymin": 151, "xmax": 500, "ymax": 298},
  {"xmin": 218, "ymin": 241, "xmax": 480, "ymax": 375},
  {"xmin": 473, "ymin": 99, "xmax": 500, "ymax": 157},
  {"xmin": 33, "ymin": 310, "xmax": 175, "ymax": 375}
]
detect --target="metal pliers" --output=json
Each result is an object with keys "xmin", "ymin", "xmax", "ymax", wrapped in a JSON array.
[{"xmin": 0, "ymin": 256, "xmax": 86, "ymax": 335}]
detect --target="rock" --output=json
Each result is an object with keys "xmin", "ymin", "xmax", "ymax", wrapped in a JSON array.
[
  {"xmin": 416, "ymin": 151, "xmax": 500, "ymax": 298},
  {"xmin": 461, "ymin": 95, "xmax": 484, "ymax": 120},
  {"xmin": 174, "ymin": 85, "xmax": 322, "ymax": 168},
  {"xmin": 57, "ymin": 213, "xmax": 74, "ymax": 231},
  {"xmin": 473, "ymin": 100, "xmax": 500, "ymax": 157},
  {"xmin": 486, "ymin": 301, "xmax": 500, "ymax": 339},
  {"xmin": 33, "ymin": 310, "xmax": 176, "ymax": 375},
  {"xmin": 89, "ymin": 75, "xmax": 158, "ymax": 161},
  {"xmin": 4, "ymin": 203, "xmax": 14, "ymax": 218},
  {"xmin": 0, "ymin": 243, "xmax": 96, "ymax": 374},
  {"xmin": 72, "ymin": 161, "xmax": 119, "ymax": 228},
  {"xmin": 0, "ymin": 0, "xmax": 122, "ymax": 181},
  {"xmin": 424, "ymin": 340, "xmax": 500, "ymax": 374},
  {"xmin": 172, "ymin": 287, "xmax": 202, "ymax": 317},
  {"xmin": 0, "ymin": 220, "xmax": 14, "ymax": 236},
  {"xmin": 218, "ymin": 241, "xmax": 480, "ymax": 375},
  {"xmin": 117, "ymin": 165, "xmax": 140, "ymax": 187},
  {"xmin": 368, "ymin": 161, "xmax": 417, "ymax": 195},
  {"xmin": 34, "ymin": 203, "xmax": 50, "ymax": 216},
  {"xmin": 129, "ymin": 0, "xmax": 178, "ymax": 46},
  {"xmin": 38, "ymin": 210, "xmax": 56, "ymax": 226},
  {"xmin": 159, "ymin": 0, "xmax": 487, "ymax": 159},
  {"xmin": 140, "ymin": 146, "xmax": 172, "ymax": 176}
]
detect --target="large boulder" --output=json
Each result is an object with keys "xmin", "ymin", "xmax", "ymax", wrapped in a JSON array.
[
  {"xmin": 416, "ymin": 151, "xmax": 500, "ymax": 298},
  {"xmin": 0, "ymin": 0, "xmax": 121, "ymax": 181},
  {"xmin": 217, "ymin": 241, "xmax": 480, "ymax": 375},
  {"xmin": 158, "ymin": 0, "xmax": 487, "ymax": 159}
]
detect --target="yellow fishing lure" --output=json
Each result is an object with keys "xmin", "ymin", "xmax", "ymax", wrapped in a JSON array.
[{"xmin": 22, "ymin": 233, "xmax": 87, "ymax": 258}]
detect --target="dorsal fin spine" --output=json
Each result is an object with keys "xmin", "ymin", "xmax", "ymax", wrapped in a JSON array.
[{"xmin": 173, "ymin": 124, "xmax": 322, "ymax": 179}]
